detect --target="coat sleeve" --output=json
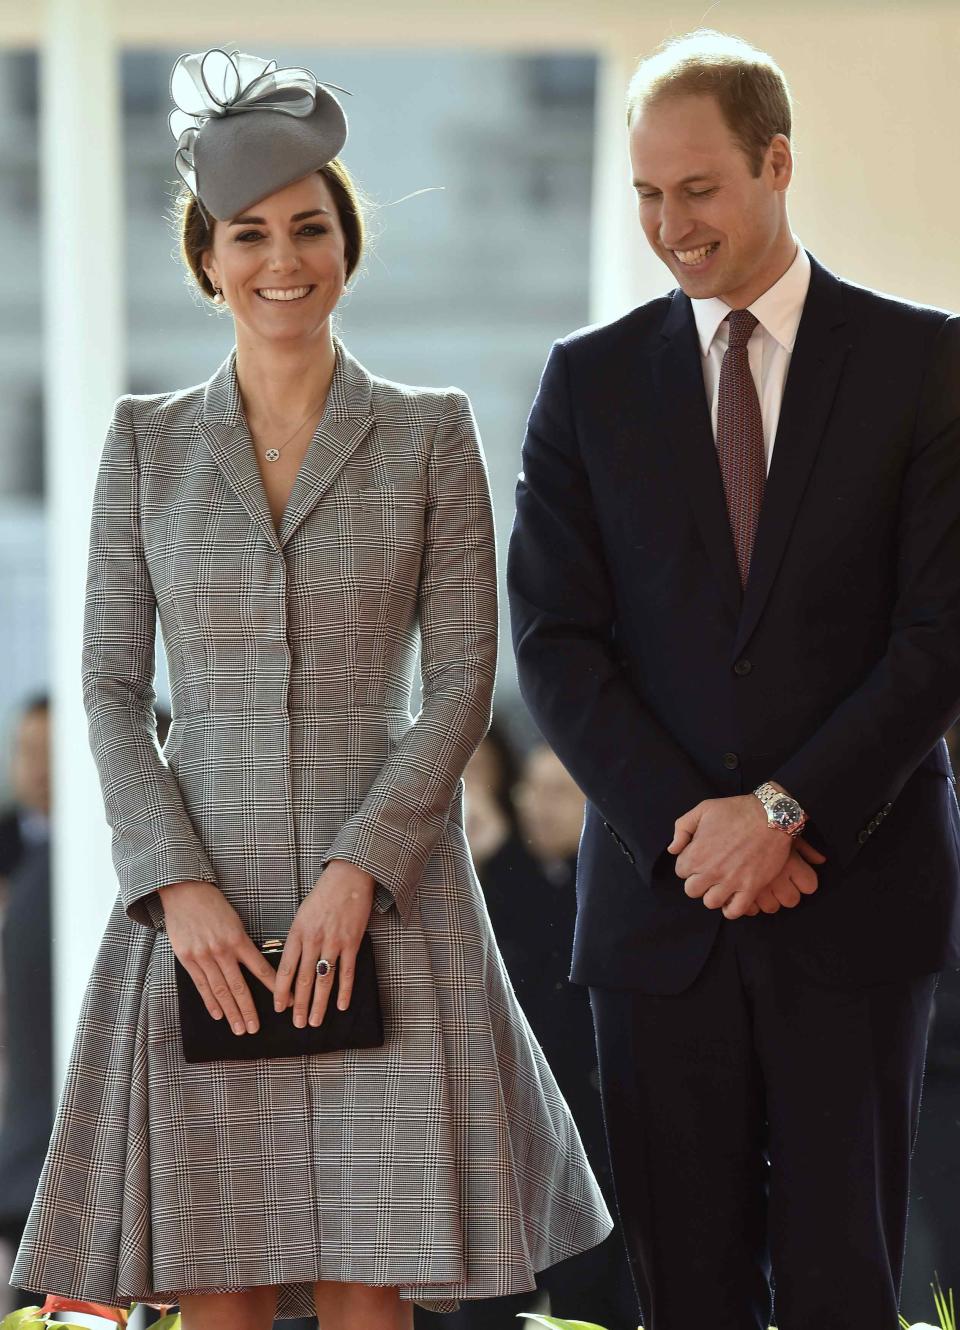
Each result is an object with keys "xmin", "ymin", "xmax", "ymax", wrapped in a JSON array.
[
  {"xmin": 322, "ymin": 390, "xmax": 498, "ymax": 922},
  {"xmin": 774, "ymin": 314, "xmax": 960, "ymax": 865},
  {"xmin": 508, "ymin": 340, "xmax": 714, "ymax": 888},
  {"xmin": 82, "ymin": 396, "xmax": 219, "ymax": 930}
]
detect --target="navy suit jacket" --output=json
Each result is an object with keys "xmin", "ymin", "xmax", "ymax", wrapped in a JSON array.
[{"xmin": 508, "ymin": 254, "xmax": 960, "ymax": 993}]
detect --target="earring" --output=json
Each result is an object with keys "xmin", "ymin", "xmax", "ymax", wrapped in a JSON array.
[{"xmin": 213, "ymin": 286, "xmax": 225, "ymax": 306}]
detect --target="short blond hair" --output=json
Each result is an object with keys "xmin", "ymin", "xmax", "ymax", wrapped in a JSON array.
[{"xmin": 627, "ymin": 30, "xmax": 792, "ymax": 177}]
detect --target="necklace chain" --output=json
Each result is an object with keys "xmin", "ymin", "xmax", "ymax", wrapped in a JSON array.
[{"xmin": 259, "ymin": 397, "xmax": 327, "ymax": 463}]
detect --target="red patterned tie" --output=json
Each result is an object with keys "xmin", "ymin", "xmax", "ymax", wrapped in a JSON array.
[{"xmin": 716, "ymin": 309, "xmax": 765, "ymax": 587}]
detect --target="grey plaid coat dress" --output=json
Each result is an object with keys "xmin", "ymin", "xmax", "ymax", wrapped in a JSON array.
[{"xmin": 12, "ymin": 342, "xmax": 611, "ymax": 1318}]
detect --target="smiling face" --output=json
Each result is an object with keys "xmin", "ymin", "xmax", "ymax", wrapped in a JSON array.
[
  {"xmin": 629, "ymin": 93, "xmax": 795, "ymax": 308},
  {"xmin": 202, "ymin": 172, "xmax": 347, "ymax": 346}
]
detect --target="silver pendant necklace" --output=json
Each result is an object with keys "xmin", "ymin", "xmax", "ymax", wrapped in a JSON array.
[{"xmin": 260, "ymin": 397, "xmax": 326, "ymax": 463}]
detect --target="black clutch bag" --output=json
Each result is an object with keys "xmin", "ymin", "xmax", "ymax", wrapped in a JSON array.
[{"xmin": 174, "ymin": 933, "xmax": 384, "ymax": 1063}]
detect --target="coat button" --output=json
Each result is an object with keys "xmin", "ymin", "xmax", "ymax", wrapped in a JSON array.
[
  {"xmin": 723, "ymin": 752, "xmax": 740, "ymax": 770},
  {"xmin": 734, "ymin": 659, "xmax": 752, "ymax": 676}
]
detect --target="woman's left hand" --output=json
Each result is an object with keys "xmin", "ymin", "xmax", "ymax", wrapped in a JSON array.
[{"xmin": 274, "ymin": 860, "xmax": 375, "ymax": 1027}]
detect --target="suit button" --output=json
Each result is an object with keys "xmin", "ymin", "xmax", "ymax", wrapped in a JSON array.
[
  {"xmin": 733, "ymin": 659, "xmax": 752, "ymax": 677},
  {"xmin": 723, "ymin": 752, "xmax": 740, "ymax": 770},
  {"xmin": 858, "ymin": 829, "xmax": 870, "ymax": 845}
]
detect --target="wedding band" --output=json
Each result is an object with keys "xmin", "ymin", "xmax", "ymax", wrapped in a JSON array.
[{"xmin": 316, "ymin": 958, "xmax": 336, "ymax": 979}]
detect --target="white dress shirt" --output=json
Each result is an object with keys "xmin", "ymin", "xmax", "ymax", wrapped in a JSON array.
[{"xmin": 691, "ymin": 242, "xmax": 811, "ymax": 473}]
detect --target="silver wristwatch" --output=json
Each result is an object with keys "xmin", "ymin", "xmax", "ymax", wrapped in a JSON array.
[{"xmin": 753, "ymin": 782, "xmax": 807, "ymax": 838}]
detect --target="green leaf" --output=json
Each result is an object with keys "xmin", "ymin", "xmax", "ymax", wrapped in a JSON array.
[
  {"xmin": 516, "ymin": 1318, "xmax": 611, "ymax": 1330},
  {"xmin": 0, "ymin": 1311, "xmax": 47, "ymax": 1330},
  {"xmin": 0, "ymin": 1315, "xmax": 124, "ymax": 1330},
  {"xmin": 149, "ymin": 1316, "xmax": 182, "ymax": 1330},
  {"xmin": 931, "ymin": 1278, "xmax": 956, "ymax": 1330}
]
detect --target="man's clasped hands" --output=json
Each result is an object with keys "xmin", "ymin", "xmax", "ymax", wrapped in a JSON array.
[{"xmin": 668, "ymin": 787, "xmax": 825, "ymax": 920}]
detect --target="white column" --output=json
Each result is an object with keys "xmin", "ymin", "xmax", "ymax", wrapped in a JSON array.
[
  {"xmin": 41, "ymin": 0, "xmax": 124, "ymax": 1080},
  {"xmin": 589, "ymin": 44, "xmax": 671, "ymax": 325}
]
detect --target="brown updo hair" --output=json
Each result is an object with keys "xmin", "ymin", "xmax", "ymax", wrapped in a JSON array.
[{"xmin": 176, "ymin": 158, "xmax": 365, "ymax": 301}]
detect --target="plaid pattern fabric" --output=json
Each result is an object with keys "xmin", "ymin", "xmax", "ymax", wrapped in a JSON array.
[
  {"xmin": 12, "ymin": 343, "xmax": 611, "ymax": 1318},
  {"xmin": 716, "ymin": 309, "xmax": 765, "ymax": 586}
]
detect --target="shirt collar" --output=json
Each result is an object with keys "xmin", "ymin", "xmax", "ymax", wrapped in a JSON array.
[{"xmin": 691, "ymin": 242, "xmax": 811, "ymax": 356}]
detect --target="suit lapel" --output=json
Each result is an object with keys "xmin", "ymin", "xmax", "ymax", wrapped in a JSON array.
[
  {"xmin": 199, "ymin": 351, "xmax": 281, "ymax": 553},
  {"xmin": 733, "ymin": 255, "xmax": 849, "ymax": 656},
  {"xmin": 279, "ymin": 343, "xmax": 374, "ymax": 548},
  {"xmin": 652, "ymin": 289, "xmax": 743, "ymax": 620}
]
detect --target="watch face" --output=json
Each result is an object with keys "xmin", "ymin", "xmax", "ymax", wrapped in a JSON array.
[{"xmin": 771, "ymin": 796, "xmax": 802, "ymax": 828}]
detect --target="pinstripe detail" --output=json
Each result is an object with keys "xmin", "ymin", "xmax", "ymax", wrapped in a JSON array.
[{"xmin": 12, "ymin": 343, "xmax": 611, "ymax": 1316}]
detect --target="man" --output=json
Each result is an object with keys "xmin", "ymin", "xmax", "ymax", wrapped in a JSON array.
[{"xmin": 507, "ymin": 29, "xmax": 960, "ymax": 1330}]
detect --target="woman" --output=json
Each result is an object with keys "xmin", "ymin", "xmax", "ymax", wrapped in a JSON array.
[{"xmin": 11, "ymin": 49, "xmax": 611, "ymax": 1330}]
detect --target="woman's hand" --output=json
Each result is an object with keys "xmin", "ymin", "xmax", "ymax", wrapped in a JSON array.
[
  {"xmin": 273, "ymin": 860, "xmax": 376, "ymax": 1029},
  {"xmin": 159, "ymin": 880, "xmax": 278, "ymax": 1036}
]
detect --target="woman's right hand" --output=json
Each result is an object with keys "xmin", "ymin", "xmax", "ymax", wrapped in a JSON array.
[{"xmin": 159, "ymin": 880, "xmax": 280, "ymax": 1036}]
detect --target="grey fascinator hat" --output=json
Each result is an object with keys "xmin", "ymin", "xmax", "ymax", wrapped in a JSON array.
[{"xmin": 169, "ymin": 48, "xmax": 349, "ymax": 222}]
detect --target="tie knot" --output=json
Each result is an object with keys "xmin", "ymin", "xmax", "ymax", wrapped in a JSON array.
[{"xmin": 726, "ymin": 308, "xmax": 758, "ymax": 349}]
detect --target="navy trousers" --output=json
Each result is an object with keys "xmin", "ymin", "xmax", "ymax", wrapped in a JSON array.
[{"xmin": 591, "ymin": 922, "xmax": 936, "ymax": 1330}]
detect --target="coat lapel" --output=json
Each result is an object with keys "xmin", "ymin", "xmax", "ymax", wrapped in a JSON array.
[
  {"xmin": 199, "ymin": 350, "xmax": 282, "ymax": 553},
  {"xmin": 652, "ymin": 289, "xmax": 743, "ymax": 620},
  {"xmin": 279, "ymin": 342, "xmax": 374, "ymax": 548},
  {"xmin": 733, "ymin": 255, "xmax": 849, "ymax": 656},
  {"xmin": 198, "ymin": 341, "xmax": 375, "ymax": 552}
]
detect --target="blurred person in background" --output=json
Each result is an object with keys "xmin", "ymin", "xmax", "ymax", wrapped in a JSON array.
[
  {"xmin": 509, "ymin": 743, "xmax": 637, "ymax": 1330},
  {"xmin": 0, "ymin": 695, "xmax": 52, "ymax": 1313},
  {"xmin": 11, "ymin": 48, "xmax": 610, "ymax": 1330},
  {"xmin": 422, "ymin": 730, "xmax": 636, "ymax": 1330},
  {"xmin": 0, "ymin": 696, "xmax": 50, "ymax": 883},
  {"xmin": 461, "ymin": 719, "xmax": 521, "ymax": 883}
]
